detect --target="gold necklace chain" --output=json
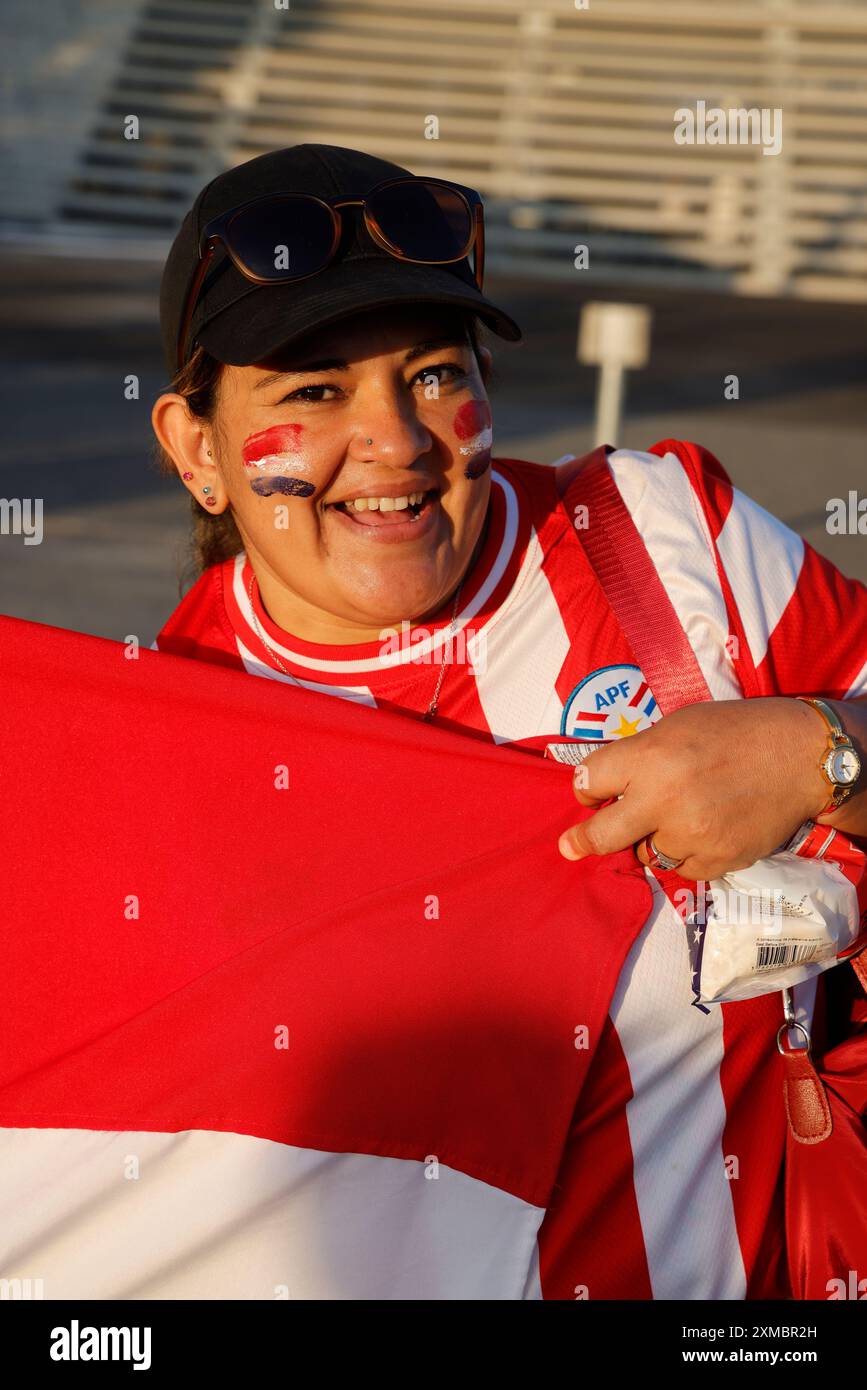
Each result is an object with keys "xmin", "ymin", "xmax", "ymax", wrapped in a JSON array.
[
  {"xmin": 423, "ymin": 579, "xmax": 464, "ymax": 722},
  {"xmin": 246, "ymin": 571, "xmax": 464, "ymax": 721},
  {"xmin": 247, "ymin": 572, "xmax": 292, "ymax": 676}
]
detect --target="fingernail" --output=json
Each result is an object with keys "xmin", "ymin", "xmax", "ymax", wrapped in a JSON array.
[{"xmin": 559, "ymin": 834, "xmax": 582, "ymax": 861}]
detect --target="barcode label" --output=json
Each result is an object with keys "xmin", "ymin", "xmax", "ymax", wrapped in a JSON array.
[
  {"xmin": 754, "ymin": 939, "xmax": 821, "ymax": 971},
  {"xmin": 544, "ymin": 741, "xmax": 607, "ymax": 765}
]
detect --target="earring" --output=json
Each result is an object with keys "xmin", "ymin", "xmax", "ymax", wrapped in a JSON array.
[
  {"xmin": 202, "ymin": 486, "xmax": 211, "ymax": 494},
  {"xmin": 182, "ymin": 471, "xmax": 193, "ymax": 480},
  {"xmin": 207, "ymin": 450, "xmax": 212, "ymax": 456},
  {"xmin": 366, "ymin": 438, "xmax": 373, "ymax": 446}
]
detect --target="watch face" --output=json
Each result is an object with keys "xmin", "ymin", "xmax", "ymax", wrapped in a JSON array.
[{"xmin": 827, "ymin": 746, "xmax": 861, "ymax": 785}]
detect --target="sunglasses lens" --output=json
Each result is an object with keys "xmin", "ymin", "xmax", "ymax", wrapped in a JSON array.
[
  {"xmin": 226, "ymin": 196, "xmax": 336, "ymax": 280},
  {"xmin": 368, "ymin": 181, "xmax": 474, "ymax": 262}
]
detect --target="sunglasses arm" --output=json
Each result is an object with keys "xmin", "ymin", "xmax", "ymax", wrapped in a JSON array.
[
  {"xmin": 176, "ymin": 241, "xmax": 218, "ymax": 372},
  {"xmin": 473, "ymin": 204, "xmax": 485, "ymax": 291}
]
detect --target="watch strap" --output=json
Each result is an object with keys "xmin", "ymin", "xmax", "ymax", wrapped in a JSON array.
[
  {"xmin": 799, "ymin": 695, "xmax": 846, "ymax": 741},
  {"xmin": 796, "ymin": 695, "xmax": 858, "ymax": 811}
]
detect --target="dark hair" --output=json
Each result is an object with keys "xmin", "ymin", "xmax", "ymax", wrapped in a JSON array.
[{"xmin": 153, "ymin": 312, "xmax": 490, "ymax": 587}]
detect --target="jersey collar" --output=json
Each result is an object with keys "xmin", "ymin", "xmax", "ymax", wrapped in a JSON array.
[{"xmin": 222, "ymin": 464, "xmax": 530, "ymax": 685}]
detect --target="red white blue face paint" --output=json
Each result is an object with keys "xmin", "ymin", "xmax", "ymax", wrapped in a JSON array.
[
  {"xmin": 453, "ymin": 400, "xmax": 493, "ymax": 480},
  {"xmin": 242, "ymin": 424, "xmax": 315, "ymax": 498}
]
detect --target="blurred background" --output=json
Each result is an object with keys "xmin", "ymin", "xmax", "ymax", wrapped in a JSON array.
[{"xmin": 1, "ymin": 0, "xmax": 865, "ymax": 642}]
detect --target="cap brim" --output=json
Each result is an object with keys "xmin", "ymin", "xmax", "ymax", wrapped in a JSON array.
[{"xmin": 195, "ymin": 256, "xmax": 522, "ymax": 366}]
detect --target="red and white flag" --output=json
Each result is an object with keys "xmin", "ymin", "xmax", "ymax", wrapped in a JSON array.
[{"xmin": 0, "ymin": 613, "xmax": 650, "ymax": 1299}]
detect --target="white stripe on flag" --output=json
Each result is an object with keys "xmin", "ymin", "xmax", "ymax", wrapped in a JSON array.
[{"xmin": 0, "ymin": 1128, "xmax": 545, "ymax": 1300}]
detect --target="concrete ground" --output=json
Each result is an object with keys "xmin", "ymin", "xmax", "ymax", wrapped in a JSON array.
[{"xmin": 0, "ymin": 251, "xmax": 864, "ymax": 645}]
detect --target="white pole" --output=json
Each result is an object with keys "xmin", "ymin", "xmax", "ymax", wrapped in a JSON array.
[
  {"xmin": 594, "ymin": 361, "xmax": 625, "ymax": 447},
  {"xmin": 577, "ymin": 302, "xmax": 652, "ymax": 449}
]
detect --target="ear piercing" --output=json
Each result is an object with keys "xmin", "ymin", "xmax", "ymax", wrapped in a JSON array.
[
  {"xmin": 366, "ymin": 438, "xmax": 373, "ymax": 445},
  {"xmin": 190, "ymin": 450, "xmax": 214, "ymax": 502}
]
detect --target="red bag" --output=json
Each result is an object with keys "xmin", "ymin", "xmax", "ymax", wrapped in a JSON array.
[{"xmin": 560, "ymin": 444, "xmax": 867, "ymax": 1301}]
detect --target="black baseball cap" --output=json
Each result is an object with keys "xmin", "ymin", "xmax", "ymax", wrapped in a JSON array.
[{"xmin": 159, "ymin": 143, "xmax": 523, "ymax": 378}]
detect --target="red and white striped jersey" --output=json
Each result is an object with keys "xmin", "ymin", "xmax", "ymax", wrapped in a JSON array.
[{"xmin": 133, "ymin": 439, "xmax": 862, "ymax": 1299}]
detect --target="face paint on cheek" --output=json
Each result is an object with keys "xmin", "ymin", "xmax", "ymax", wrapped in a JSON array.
[
  {"xmin": 453, "ymin": 400, "xmax": 493, "ymax": 480},
  {"xmin": 464, "ymin": 452, "xmax": 492, "ymax": 482},
  {"xmin": 241, "ymin": 423, "xmax": 316, "ymax": 496},
  {"xmin": 250, "ymin": 475, "xmax": 315, "ymax": 497}
]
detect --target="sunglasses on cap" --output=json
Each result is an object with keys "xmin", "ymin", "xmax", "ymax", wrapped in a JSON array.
[{"xmin": 176, "ymin": 175, "xmax": 486, "ymax": 372}]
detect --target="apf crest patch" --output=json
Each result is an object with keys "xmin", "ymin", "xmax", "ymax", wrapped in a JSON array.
[{"xmin": 560, "ymin": 663, "xmax": 661, "ymax": 741}]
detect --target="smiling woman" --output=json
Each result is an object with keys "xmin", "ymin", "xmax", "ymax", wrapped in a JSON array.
[
  {"xmin": 152, "ymin": 304, "xmax": 496, "ymax": 643},
  {"xmin": 142, "ymin": 143, "xmax": 867, "ymax": 1304}
]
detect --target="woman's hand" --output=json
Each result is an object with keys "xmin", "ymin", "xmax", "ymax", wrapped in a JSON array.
[{"xmin": 557, "ymin": 697, "xmax": 832, "ymax": 881}]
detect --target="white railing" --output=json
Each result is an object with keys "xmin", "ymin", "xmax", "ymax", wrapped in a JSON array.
[{"xmin": 2, "ymin": 0, "xmax": 866, "ymax": 301}]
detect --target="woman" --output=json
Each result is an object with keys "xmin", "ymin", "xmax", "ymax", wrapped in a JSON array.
[{"xmin": 148, "ymin": 142, "xmax": 867, "ymax": 1298}]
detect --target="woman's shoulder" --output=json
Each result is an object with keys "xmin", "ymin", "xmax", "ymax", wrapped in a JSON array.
[
  {"xmin": 493, "ymin": 440, "xmax": 734, "ymax": 544},
  {"xmin": 152, "ymin": 554, "xmax": 244, "ymax": 671}
]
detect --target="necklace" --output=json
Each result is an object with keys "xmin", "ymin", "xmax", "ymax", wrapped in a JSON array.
[
  {"xmin": 422, "ymin": 579, "xmax": 463, "ymax": 722},
  {"xmin": 247, "ymin": 572, "xmax": 292, "ymax": 676},
  {"xmin": 246, "ymin": 570, "xmax": 464, "ymax": 721}
]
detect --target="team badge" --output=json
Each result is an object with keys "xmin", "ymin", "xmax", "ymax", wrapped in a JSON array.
[{"xmin": 560, "ymin": 663, "xmax": 661, "ymax": 745}]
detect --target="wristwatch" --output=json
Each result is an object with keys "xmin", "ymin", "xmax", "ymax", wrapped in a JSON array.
[{"xmin": 796, "ymin": 696, "xmax": 862, "ymax": 812}]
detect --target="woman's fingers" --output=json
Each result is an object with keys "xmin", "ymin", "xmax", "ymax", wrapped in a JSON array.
[
  {"xmin": 571, "ymin": 735, "xmax": 648, "ymax": 805},
  {"xmin": 558, "ymin": 796, "xmax": 655, "ymax": 861},
  {"xmin": 561, "ymin": 811, "xmax": 704, "ymax": 878}
]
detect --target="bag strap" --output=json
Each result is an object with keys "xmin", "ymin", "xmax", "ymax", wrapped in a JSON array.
[
  {"xmin": 556, "ymin": 449, "xmax": 841, "ymax": 1142},
  {"xmin": 557, "ymin": 448, "xmax": 713, "ymax": 715}
]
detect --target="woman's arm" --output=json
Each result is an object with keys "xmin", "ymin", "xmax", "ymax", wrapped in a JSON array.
[{"xmin": 557, "ymin": 442, "xmax": 867, "ymax": 879}]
